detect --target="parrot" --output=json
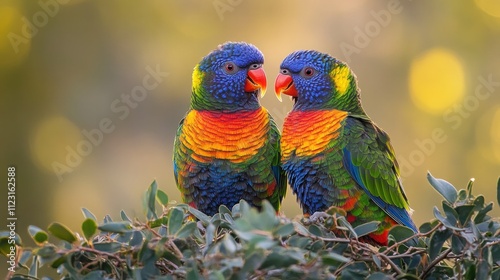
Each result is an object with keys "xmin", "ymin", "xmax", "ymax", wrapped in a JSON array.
[
  {"xmin": 173, "ymin": 42, "xmax": 286, "ymax": 216},
  {"xmin": 275, "ymin": 50, "xmax": 417, "ymax": 245}
]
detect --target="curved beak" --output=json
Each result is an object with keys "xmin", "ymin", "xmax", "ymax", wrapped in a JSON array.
[
  {"xmin": 274, "ymin": 73, "xmax": 297, "ymax": 102},
  {"xmin": 245, "ymin": 68, "xmax": 267, "ymax": 98}
]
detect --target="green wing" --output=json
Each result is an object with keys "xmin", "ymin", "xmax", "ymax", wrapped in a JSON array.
[
  {"xmin": 268, "ymin": 115, "xmax": 287, "ymax": 211},
  {"xmin": 342, "ymin": 115, "xmax": 416, "ymax": 230}
]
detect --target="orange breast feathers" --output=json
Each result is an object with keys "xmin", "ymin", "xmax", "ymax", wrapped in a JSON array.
[
  {"xmin": 281, "ymin": 110, "xmax": 348, "ymax": 160},
  {"xmin": 179, "ymin": 108, "xmax": 270, "ymax": 163}
]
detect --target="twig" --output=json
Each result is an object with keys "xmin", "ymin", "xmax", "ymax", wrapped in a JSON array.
[
  {"xmin": 382, "ymin": 222, "xmax": 442, "ymax": 255},
  {"xmin": 420, "ymin": 248, "xmax": 452, "ymax": 279},
  {"xmin": 333, "ymin": 260, "xmax": 354, "ymax": 277},
  {"xmin": 356, "ymin": 248, "xmax": 427, "ymax": 262},
  {"xmin": 68, "ymin": 247, "xmax": 127, "ymax": 265},
  {"xmin": 376, "ymin": 252, "xmax": 404, "ymax": 276}
]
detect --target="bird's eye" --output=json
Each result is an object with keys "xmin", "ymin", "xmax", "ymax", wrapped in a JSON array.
[
  {"xmin": 249, "ymin": 64, "xmax": 261, "ymax": 70},
  {"xmin": 224, "ymin": 62, "xmax": 239, "ymax": 74},
  {"xmin": 280, "ymin": 69, "xmax": 290, "ymax": 75},
  {"xmin": 301, "ymin": 67, "xmax": 315, "ymax": 78}
]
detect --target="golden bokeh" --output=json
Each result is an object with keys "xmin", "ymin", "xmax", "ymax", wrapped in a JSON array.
[
  {"xmin": 30, "ymin": 116, "xmax": 82, "ymax": 173},
  {"xmin": 409, "ymin": 48, "xmax": 465, "ymax": 114},
  {"xmin": 51, "ymin": 179, "xmax": 105, "ymax": 230},
  {"xmin": 475, "ymin": 0, "xmax": 500, "ymax": 18},
  {"xmin": 0, "ymin": 4, "xmax": 31, "ymax": 69}
]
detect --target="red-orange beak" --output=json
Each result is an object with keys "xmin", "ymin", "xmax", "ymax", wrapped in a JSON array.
[
  {"xmin": 274, "ymin": 73, "xmax": 297, "ymax": 102},
  {"xmin": 245, "ymin": 68, "xmax": 267, "ymax": 97}
]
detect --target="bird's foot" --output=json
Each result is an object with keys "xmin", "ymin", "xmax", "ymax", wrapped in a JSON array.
[{"xmin": 307, "ymin": 211, "xmax": 330, "ymax": 223}]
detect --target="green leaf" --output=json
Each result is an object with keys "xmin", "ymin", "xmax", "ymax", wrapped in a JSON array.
[
  {"xmin": 473, "ymin": 195, "xmax": 485, "ymax": 209},
  {"xmin": 188, "ymin": 206, "xmax": 211, "ymax": 224},
  {"xmin": 156, "ymin": 189, "xmax": 169, "ymax": 206},
  {"xmin": 186, "ymin": 267, "xmax": 202, "ymax": 280},
  {"xmin": 116, "ymin": 231, "xmax": 133, "ymax": 243},
  {"xmin": 120, "ymin": 210, "xmax": 132, "ymax": 222},
  {"xmin": 308, "ymin": 224, "xmax": 324, "ymax": 237},
  {"xmin": 2, "ymin": 238, "xmax": 18, "ymax": 257},
  {"xmin": 293, "ymin": 222, "xmax": 310, "ymax": 236},
  {"xmin": 81, "ymin": 208, "xmax": 97, "ymax": 221},
  {"xmin": 148, "ymin": 217, "xmax": 168, "ymax": 229},
  {"xmin": 19, "ymin": 250, "xmax": 32, "ymax": 267},
  {"xmin": 220, "ymin": 233, "xmax": 237, "ymax": 255},
  {"xmin": 130, "ymin": 230, "xmax": 144, "ymax": 247},
  {"xmin": 408, "ymin": 255, "xmax": 422, "ymax": 270},
  {"xmin": 433, "ymin": 206, "xmax": 463, "ymax": 230},
  {"xmin": 168, "ymin": 207, "xmax": 184, "ymax": 236},
  {"xmin": 476, "ymin": 258, "xmax": 490, "ymax": 280},
  {"xmin": 138, "ymin": 238, "xmax": 155, "ymax": 263},
  {"xmin": 103, "ymin": 214, "xmax": 113, "ymax": 223},
  {"xmin": 388, "ymin": 225, "xmax": 416, "ymax": 245},
  {"xmin": 310, "ymin": 240, "xmax": 325, "ymax": 252},
  {"xmin": 260, "ymin": 251, "xmax": 300, "ymax": 269},
  {"xmin": 455, "ymin": 205, "xmax": 475, "ymax": 226},
  {"xmin": 465, "ymin": 263, "xmax": 476, "ymax": 280},
  {"xmin": 273, "ymin": 223, "xmax": 295, "ymax": 237},
  {"xmin": 175, "ymin": 222, "xmax": 196, "ymax": 239},
  {"xmin": 287, "ymin": 235, "xmax": 312, "ymax": 249},
  {"xmin": 29, "ymin": 255, "xmax": 38, "ymax": 277},
  {"xmin": 492, "ymin": 268, "xmax": 500, "ymax": 280},
  {"xmin": 144, "ymin": 180, "xmax": 158, "ymax": 220},
  {"xmin": 28, "ymin": 225, "xmax": 48, "ymax": 244},
  {"xmin": 451, "ymin": 234, "xmax": 466, "ymax": 255},
  {"xmin": 372, "ymin": 255, "xmax": 382, "ymax": 269},
  {"xmin": 497, "ymin": 177, "xmax": 500, "ymax": 206},
  {"xmin": 427, "ymin": 172, "xmax": 457, "ymax": 203},
  {"xmin": 419, "ymin": 221, "xmax": 437, "ymax": 234},
  {"xmin": 205, "ymin": 223, "xmax": 216, "ymax": 248},
  {"xmin": 218, "ymin": 204, "xmax": 231, "ymax": 216},
  {"xmin": 48, "ymin": 222, "xmax": 77, "ymax": 243},
  {"xmin": 467, "ymin": 178, "xmax": 475, "ymax": 199},
  {"xmin": 35, "ymin": 244, "xmax": 56, "ymax": 258},
  {"xmin": 353, "ymin": 221, "xmax": 380, "ymax": 237},
  {"xmin": 0, "ymin": 231, "xmax": 22, "ymax": 249},
  {"xmin": 340, "ymin": 262, "xmax": 369, "ymax": 279},
  {"xmin": 82, "ymin": 218, "xmax": 97, "ymax": 240},
  {"xmin": 429, "ymin": 228, "xmax": 452, "ymax": 261},
  {"xmin": 337, "ymin": 216, "xmax": 357, "ymax": 238},
  {"xmin": 93, "ymin": 242, "xmax": 122, "ymax": 253},
  {"xmin": 322, "ymin": 252, "xmax": 350, "ymax": 264},
  {"xmin": 98, "ymin": 221, "xmax": 133, "ymax": 233},
  {"xmin": 50, "ymin": 255, "xmax": 66, "ymax": 269},
  {"xmin": 442, "ymin": 202, "xmax": 459, "ymax": 227},
  {"xmin": 474, "ymin": 202, "xmax": 492, "ymax": 224},
  {"xmin": 239, "ymin": 251, "xmax": 264, "ymax": 278}
]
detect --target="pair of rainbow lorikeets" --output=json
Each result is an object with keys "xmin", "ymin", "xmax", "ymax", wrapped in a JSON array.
[{"xmin": 173, "ymin": 42, "xmax": 417, "ymax": 245}]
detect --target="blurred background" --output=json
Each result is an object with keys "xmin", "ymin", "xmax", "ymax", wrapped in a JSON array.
[{"xmin": 1, "ymin": 0, "xmax": 499, "ymax": 264}]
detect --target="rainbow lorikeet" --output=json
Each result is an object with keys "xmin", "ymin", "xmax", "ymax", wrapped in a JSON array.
[
  {"xmin": 275, "ymin": 50, "xmax": 417, "ymax": 245},
  {"xmin": 173, "ymin": 42, "xmax": 286, "ymax": 216}
]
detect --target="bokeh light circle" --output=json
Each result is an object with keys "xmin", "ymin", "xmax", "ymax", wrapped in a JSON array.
[
  {"xmin": 409, "ymin": 48, "xmax": 465, "ymax": 114},
  {"xmin": 30, "ymin": 116, "xmax": 82, "ymax": 173},
  {"xmin": 475, "ymin": 0, "xmax": 500, "ymax": 18}
]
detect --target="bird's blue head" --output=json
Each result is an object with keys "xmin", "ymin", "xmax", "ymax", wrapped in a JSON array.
[
  {"xmin": 275, "ymin": 50, "xmax": 362, "ymax": 113},
  {"xmin": 191, "ymin": 42, "xmax": 267, "ymax": 112}
]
